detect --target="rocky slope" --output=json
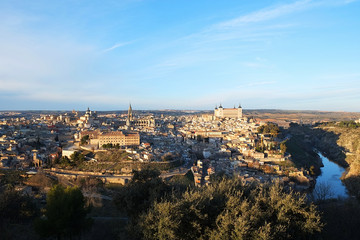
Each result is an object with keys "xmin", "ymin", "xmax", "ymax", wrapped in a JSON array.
[
  {"xmin": 315, "ymin": 127, "xmax": 360, "ymax": 197},
  {"xmin": 285, "ymin": 123, "xmax": 360, "ymax": 197}
]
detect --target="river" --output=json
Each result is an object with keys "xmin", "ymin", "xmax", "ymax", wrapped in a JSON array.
[{"xmin": 314, "ymin": 152, "xmax": 348, "ymax": 199}]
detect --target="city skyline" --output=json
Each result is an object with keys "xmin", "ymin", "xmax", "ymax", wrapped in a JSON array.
[{"xmin": 1, "ymin": 0, "xmax": 360, "ymax": 111}]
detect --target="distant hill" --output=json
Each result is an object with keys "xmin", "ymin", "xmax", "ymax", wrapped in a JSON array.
[{"xmin": 244, "ymin": 109, "xmax": 360, "ymax": 125}]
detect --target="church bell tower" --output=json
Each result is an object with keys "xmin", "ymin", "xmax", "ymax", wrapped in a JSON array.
[{"xmin": 126, "ymin": 104, "xmax": 133, "ymax": 129}]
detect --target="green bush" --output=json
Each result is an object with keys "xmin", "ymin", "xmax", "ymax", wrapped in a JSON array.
[{"xmin": 138, "ymin": 179, "xmax": 322, "ymax": 240}]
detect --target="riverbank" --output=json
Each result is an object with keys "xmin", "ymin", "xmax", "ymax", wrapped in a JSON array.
[
  {"xmin": 313, "ymin": 125, "xmax": 360, "ymax": 198},
  {"xmin": 284, "ymin": 123, "xmax": 360, "ymax": 198},
  {"xmin": 314, "ymin": 152, "xmax": 348, "ymax": 199}
]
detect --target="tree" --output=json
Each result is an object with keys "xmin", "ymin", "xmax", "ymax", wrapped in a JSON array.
[
  {"xmin": 0, "ymin": 188, "xmax": 37, "ymax": 229},
  {"xmin": 114, "ymin": 168, "xmax": 170, "ymax": 220},
  {"xmin": 258, "ymin": 123, "xmax": 280, "ymax": 137},
  {"xmin": 59, "ymin": 156, "xmax": 71, "ymax": 167},
  {"xmin": 310, "ymin": 165, "xmax": 317, "ymax": 176},
  {"xmin": 80, "ymin": 135, "xmax": 89, "ymax": 145},
  {"xmin": 70, "ymin": 151, "xmax": 85, "ymax": 165},
  {"xmin": 280, "ymin": 141, "xmax": 287, "ymax": 153},
  {"xmin": 102, "ymin": 143, "xmax": 113, "ymax": 149},
  {"xmin": 255, "ymin": 141, "xmax": 264, "ymax": 153},
  {"xmin": 132, "ymin": 168, "xmax": 161, "ymax": 183},
  {"xmin": 138, "ymin": 179, "xmax": 323, "ymax": 240},
  {"xmin": 338, "ymin": 120, "xmax": 360, "ymax": 129},
  {"xmin": 268, "ymin": 143, "xmax": 275, "ymax": 150},
  {"xmin": 161, "ymin": 152, "xmax": 174, "ymax": 162},
  {"xmin": 0, "ymin": 170, "xmax": 24, "ymax": 186},
  {"xmin": 35, "ymin": 185, "xmax": 92, "ymax": 239},
  {"xmin": 311, "ymin": 182, "xmax": 334, "ymax": 202}
]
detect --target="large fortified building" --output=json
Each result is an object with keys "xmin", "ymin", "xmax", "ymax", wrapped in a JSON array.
[{"xmin": 214, "ymin": 104, "xmax": 243, "ymax": 119}]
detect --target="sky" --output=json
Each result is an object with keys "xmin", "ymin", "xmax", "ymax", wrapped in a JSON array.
[{"xmin": 0, "ymin": 0, "xmax": 359, "ymax": 111}]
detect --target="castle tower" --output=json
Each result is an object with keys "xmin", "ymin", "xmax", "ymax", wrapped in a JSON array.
[
  {"xmin": 238, "ymin": 104, "xmax": 243, "ymax": 118},
  {"xmin": 218, "ymin": 103, "xmax": 223, "ymax": 117}
]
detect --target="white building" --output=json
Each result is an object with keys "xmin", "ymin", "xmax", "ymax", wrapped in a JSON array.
[{"xmin": 214, "ymin": 104, "xmax": 243, "ymax": 119}]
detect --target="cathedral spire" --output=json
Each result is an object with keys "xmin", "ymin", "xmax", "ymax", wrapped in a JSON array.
[{"xmin": 127, "ymin": 103, "xmax": 133, "ymax": 122}]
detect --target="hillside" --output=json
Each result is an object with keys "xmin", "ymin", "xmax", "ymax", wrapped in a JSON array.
[
  {"xmin": 316, "ymin": 126, "xmax": 360, "ymax": 197},
  {"xmin": 282, "ymin": 122, "xmax": 360, "ymax": 197},
  {"xmin": 245, "ymin": 109, "xmax": 360, "ymax": 127}
]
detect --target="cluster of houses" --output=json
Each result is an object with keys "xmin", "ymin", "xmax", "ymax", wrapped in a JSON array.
[
  {"xmin": 0, "ymin": 117, "xmax": 61, "ymax": 168},
  {"xmin": 179, "ymin": 113, "xmax": 313, "ymax": 187},
  {"xmin": 1, "ymin": 106, "xmax": 314, "ymax": 189}
]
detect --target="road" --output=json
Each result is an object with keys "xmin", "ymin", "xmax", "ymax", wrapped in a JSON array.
[{"xmin": 43, "ymin": 163, "xmax": 191, "ymax": 182}]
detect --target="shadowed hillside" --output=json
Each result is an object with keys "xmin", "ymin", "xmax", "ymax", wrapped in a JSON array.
[{"xmin": 285, "ymin": 122, "xmax": 360, "ymax": 198}]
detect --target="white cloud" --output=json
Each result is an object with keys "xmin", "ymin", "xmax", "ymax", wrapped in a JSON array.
[
  {"xmin": 0, "ymin": 0, "xmax": 358, "ymax": 110},
  {"xmin": 215, "ymin": 0, "xmax": 312, "ymax": 29},
  {"xmin": 102, "ymin": 41, "xmax": 134, "ymax": 53},
  {"xmin": 214, "ymin": 0, "xmax": 356, "ymax": 30},
  {"xmin": 140, "ymin": 1, "xmax": 311, "ymax": 75}
]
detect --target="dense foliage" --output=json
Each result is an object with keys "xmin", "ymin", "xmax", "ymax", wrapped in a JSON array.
[
  {"xmin": 114, "ymin": 169, "xmax": 172, "ymax": 219},
  {"xmin": 0, "ymin": 188, "xmax": 37, "ymax": 229},
  {"xmin": 257, "ymin": 122, "xmax": 280, "ymax": 137},
  {"xmin": 321, "ymin": 121, "xmax": 360, "ymax": 129},
  {"xmin": 138, "ymin": 180, "xmax": 322, "ymax": 240},
  {"xmin": 337, "ymin": 121, "xmax": 360, "ymax": 129},
  {"xmin": 81, "ymin": 135, "xmax": 90, "ymax": 145},
  {"xmin": 114, "ymin": 169, "xmax": 322, "ymax": 240},
  {"xmin": 35, "ymin": 185, "xmax": 92, "ymax": 239},
  {"xmin": 102, "ymin": 143, "xmax": 121, "ymax": 149},
  {"xmin": 282, "ymin": 124, "xmax": 323, "ymax": 175},
  {"xmin": 320, "ymin": 199, "xmax": 360, "ymax": 239},
  {"xmin": 0, "ymin": 169, "xmax": 25, "ymax": 187},
  {"xmin": 56, "ymin": 151, "xmax": 86, "ymax": 167}
]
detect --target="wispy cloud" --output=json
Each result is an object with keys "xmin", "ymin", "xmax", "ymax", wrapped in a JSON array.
[
  {"xmin": 0, "ymin": 0, "xmax": 358, "ymax": 110},
  {"xmin": 102, "ymin": 41, "xmax": 133, "ymax": 53},
  {"xmin": 214, "ymin": 0, "xmax": 356, "ymax": 30},
  {"xmin": 215, "ymin": 0, "xmax": 312, "ymax": 29},
  {"xmin": 141, "ymin": 1, "xmax": 314, "ymax": 74},
  {"xmin": 146, "ymin": 0, "xmax": 358, "ymax": 77},
  {"xmin": 171, "ymin": 0, "xmax": 356, "ymax": 48}
]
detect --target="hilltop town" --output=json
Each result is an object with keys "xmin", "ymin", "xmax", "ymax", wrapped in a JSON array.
[
  {"xmin": 1, "ymin": 104, "xmax": 315, "ymax": 189},
  {"xmin": 3, "ymin": 106, "xmax": 360, "ymax": 239}
]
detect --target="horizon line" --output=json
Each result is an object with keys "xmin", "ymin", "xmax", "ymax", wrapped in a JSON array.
[{"xmin": 0, "ymin": 108, "xmax": 360, "ymax": 113}]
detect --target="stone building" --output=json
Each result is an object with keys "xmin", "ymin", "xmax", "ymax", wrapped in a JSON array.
[
  {"xmin": 125, "ymin": 104, "xmax": 155, "ymax": 129},
  {"xmin": 77, "ymin": 107, "xmax": 98, "ymax": 128},
  {"xmin": 98, "ymin": 131, "xmax": 140, "ymax": 148},
  {"xmin": 214, "ymin": 104, "xmax": 243, "ymax": 119}
]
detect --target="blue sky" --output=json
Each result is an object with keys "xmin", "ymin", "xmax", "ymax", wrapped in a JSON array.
[{"xmin": 0, "ymin": 0, "xmax": 359, "ymax": 111}]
